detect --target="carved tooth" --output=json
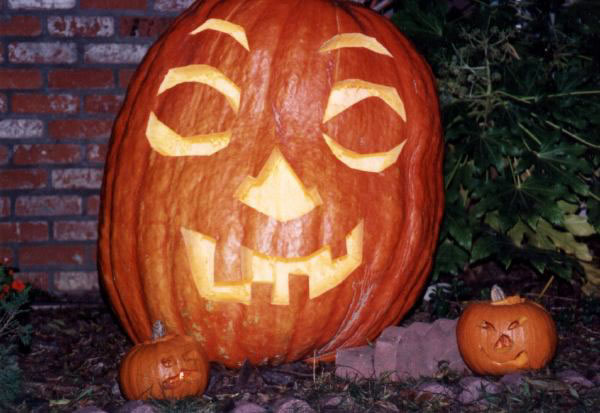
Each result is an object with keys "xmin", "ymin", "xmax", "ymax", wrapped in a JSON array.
[{"xmin": 181, "ymin": 221, "xmax": 364, "ymax": 305}]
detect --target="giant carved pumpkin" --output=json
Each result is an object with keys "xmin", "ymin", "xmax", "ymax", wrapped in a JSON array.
[{"xmin": 99, "ymin": 0, "xmax": 443, "ymax": 367}]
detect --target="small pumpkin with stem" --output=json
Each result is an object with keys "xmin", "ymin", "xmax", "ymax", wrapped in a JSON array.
[
  {"xmin": 119, "ymin": 321, "xmax": 210, "ymax": 400},
  {"xmin": 456, "ymin": 285, "xmax": 558, "ymax": 376}
]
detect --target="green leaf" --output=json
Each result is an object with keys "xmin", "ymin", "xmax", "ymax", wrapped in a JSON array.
[
  {"xmin": 447, "ymin": 213, "xmax": 473, "ymax": 251},
  {"xmin": 433, "ymin": 240, "xmax": 469, "ymax": 277},
  {"xmin": 536, "ymin": 219, "xmax": 593, "ymax": 262},
  {"xmin": 471, "ymin": 235, "xmax": 498, "ymax": 263},
  {"xmin": 564, "ymin": 214, "xmax": 596, "ymax": 237}
]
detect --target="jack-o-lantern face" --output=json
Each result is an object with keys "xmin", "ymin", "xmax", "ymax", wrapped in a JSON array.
[
  {"xmin": 456, "ymin": 296, "xmax": 558, "ymax": 375},
  {"xmin": 99, "ymin": 0, "xmax": 444, "ymax": 367},
  {"xmin": 119, "ymin": 335, "xmax": 209, "ymax": 400}
]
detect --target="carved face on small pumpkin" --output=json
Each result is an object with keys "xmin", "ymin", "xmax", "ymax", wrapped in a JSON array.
[
  {"xmin": 99, "ymin": 0, "xmax": 444, "ymax": 367},
  {"xmin": 119, "ymin": 335, "xmax": 209, "ymax": 400},
  {"xmin": 456, "ymin": 296, "xmax": 558, "ymax": 375}
]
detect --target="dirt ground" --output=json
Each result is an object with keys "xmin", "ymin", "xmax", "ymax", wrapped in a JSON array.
[{"xmin": 10, "ymin": 262, "xmax": 600, "ymax": 412}]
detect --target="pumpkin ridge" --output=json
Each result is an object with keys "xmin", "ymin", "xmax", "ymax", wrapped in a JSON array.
[{"xmin": 103, "ymin": 36, "xmax": 170, "ymax": 344}]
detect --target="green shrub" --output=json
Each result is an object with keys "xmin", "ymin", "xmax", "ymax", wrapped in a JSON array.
[
  {"xmin": 0, "ymin": 261, "xmax": 32, "ymax": 407},
  {"xmin": 393, "ymin": 0, "xmax": 600, "ymax": 283}
]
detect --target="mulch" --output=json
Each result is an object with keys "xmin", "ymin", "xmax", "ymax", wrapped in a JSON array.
[{"xmin": 10, "ymin": 263, "xmax": 600, "ymax": 412}]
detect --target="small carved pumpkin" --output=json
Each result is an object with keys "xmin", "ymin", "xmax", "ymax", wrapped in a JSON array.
[
  {"xmin": 99, "ymin": 0, "xmax": 444, "ymax": 366},
  {"xmin": 456, "ymin": 286, "xmax": 558, "ymax": 376},
  {"xmin": 119, "ymin": 321, "xmax": 209, "ymax": 400}
]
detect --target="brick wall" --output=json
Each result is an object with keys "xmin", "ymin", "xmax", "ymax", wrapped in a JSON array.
[{"xmin": 0, "ymin": 0, "xmax": 195, "ymax": 298}]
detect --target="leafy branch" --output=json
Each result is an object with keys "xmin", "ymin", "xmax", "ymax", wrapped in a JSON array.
[{"xmin": 394, "ymin": 0, "xmax": 600, "ymax": 287}]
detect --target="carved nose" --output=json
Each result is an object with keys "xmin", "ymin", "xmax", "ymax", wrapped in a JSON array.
[
  {"xmin": 494, "ymin": 334, "xmax": 513, "ymax": 352},
  {"xmin": 234, "ymin": 147, "xmax": 322, "ymax": 222}
]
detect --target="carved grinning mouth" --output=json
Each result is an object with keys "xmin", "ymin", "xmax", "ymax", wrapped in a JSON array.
[
  {"xmin": 161, "ymin": 370, "xmax": 198, "ymax": 389},
  {"xmin": 479, "ymin": 346, "xmax": 529, "ymax": 367},
  {"xmin": 181, "ymin": 221, "xmax": 364, "ymax": 306}
]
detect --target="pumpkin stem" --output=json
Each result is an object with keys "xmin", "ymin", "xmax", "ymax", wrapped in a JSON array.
[
  {"xmin": 152, "ymin": 320, "xmax": 166, "ymax": 341},
  {"xmin": 491, "ymin": 284, "xmax": 506, "ymax": 302}
]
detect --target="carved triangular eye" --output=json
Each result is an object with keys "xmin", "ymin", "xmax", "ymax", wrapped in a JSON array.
[
  {"xmin": 481, "ymin": 321, "xmax": 496, "ymax": 331},
  {"xmin": 508, "ymin": 316, "xmax": 528, "ymax": 330},
  {"xmin": 183, "ymin": 350, "xmax": 201, "ymax": 363},
  {"xmin": 161, "ymin": 357, "xmax": 175, "ymax": 368}
]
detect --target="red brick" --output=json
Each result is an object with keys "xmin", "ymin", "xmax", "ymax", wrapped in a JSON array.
[
  {"xmin": 51, "ymin": 168, "xmax": 103, "ymax": 189},
  {"xmin": 0, "ymin": 197, "xmax": 9, "ymax": 217},
  {"xmin": 8, "ymin": 41, "xmax": 77, "ymax": 63},
  {"xmin": 0, "ymin": 15, "xmax": 41, "ymax": 36},
  {"xmin": 15, "ymin": 272, "xmax": 49, "ymax": 291},
  {"xmin": 89, "ymin": 243, "xmax": 96, "ymax": 263},
  {"xmin": 0, "ymin": 169, "xmax": 47, "ymax": 190},
  {"xmin": 0, "ymin": 93, "xmax": 6, "ymax": 112},
  {"xmin": 0, "ymin": 221, "xmax": 48, "ymax": 242},
  {"xmin": 86, "ymin": 143, "xmax": 107, "ymax": 163},
  {"xmin": 12, "ymin": 93, "xmax": 79, "ymax": 114},
  {"xmin": 54, "ymin": 271, "xmax": 99, "ymax": 292},
  {"xmin": 84, "ymin": 43, "xmax": 148, "ymax": 64},
  {"xmin": 15, "ymin": 195, "xmax": 81, "ymax": 216},
  {"xmin": 86, "ymin": 195, "xmax": 100, "ymax": 215},
  {"xmin": 81, "ymin": 0, "xmax": 146, "ymax": 10},
  {"xmin": 0, "ymin": 248, "xmax": 15, "ymax": 263},
  {"xmin": 0, "ymin": 68, "xmax": 42, "ymax": 89},
  {"xmin": 54, "ymin": 220, "xmax": 98, "ymax": 240},
  {"xmin": 48, "ymin": 119, "xmax": 113, "ymax": 139},
  {"xmin": 0, "ymin": 119, "xmax": 44, "ymax": 138},
  {"xmin": 48, "ymin": 15, "xmax": 114, "ymax": 37},
  {"xmin": 13, "ymin": 144, "xmax": 82, "ymax": 164},
  {"xmin": 154, "ymin": 0, "xmax": 193, "ymax": 12},
  {"xmin": 7, "ymin": 0, "xmax": 76, "ymax": 9},
  {"xmin": 0, "ymin": 145, "xmax": 8, "ymax": 164},
  {"xmin": 119, "ymin": 16, "xmax": 173, "ymax": 37},
  {"xmin": 84, "ymin": 94, "xmax": 123, "ymax": 113},
  {"xmin": 119, "ymin": 68, "xmax": 136, "ymax": 89},
  {"xmin": 19, "ymin": 244, "xmax": 87, "ymax": 267},
  {"xmin": 49, "ymin": 68, "xmax": 114, "ymax": 89}
]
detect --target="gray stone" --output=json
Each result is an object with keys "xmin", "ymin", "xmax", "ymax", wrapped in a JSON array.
[
  {"xmin": 500, "ymin": 372, "xmax": 527, "ymax": 392},
  {"xmin": 379, "ymin": 319, "xmax": 467, "ymax": 380},
  {"xmin": 433, "ymin": 318, "xmax": 458, "ymax": 334},
  {"xmin": 231, "ymin": 402, "xmax": 267, "ymax": 413},
  {"xmin": 321, "ymin": 394, "xmax": 344, "ymax": 408},
  {"xmin": 458, "ymin": 376, "xmax": 502, "ymax": 404},
  {"xmin": 557, "ymin": 370, "xmax": 595, "ymax": 388},
  {"xmin": 335, "ymin": 345, "xmax": 375, "ymax": 380},
  {"xmin": 416, "ymin": 381, "xmax": 456, "ymax": 399},
  {"xmin": 374, "ymin": 326, "xmax": 406, "ymax": 380},
  {"xmin": 395, "ymin": 330, "xmax": 426, "ymax": 379},
  {"xmin": 405, "ymin": 321, "xmax": 435, "ymax": 337},
  {"xmin": 116, "ymin": 400, "xmax": 158, "ymax": 413},
  {"xmin": 73, "ymin": 407, "xmax": 107, "ymax": 413},
  {"xmin": 273, "ymin": 398, "xmax": 315, "ymax": 413}
]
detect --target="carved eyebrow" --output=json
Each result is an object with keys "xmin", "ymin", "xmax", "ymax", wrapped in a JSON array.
[
  {"xmin": 190, "ymin": 18, "xmax": 250, "ymax": 51},
  {"xmin": 158, "ymin": 64, "xmax": 241, "ymax": 114},
  {"xmin": 322, "ymin": 79, "xmax": 406, "ymax": 123},
  {"xmin": 319, "ymin": 33, "xmax": 392, "ymax": 57},
  {"xmin": 146, "ymin": 112, "xmax": 231, "ymax": 157},
  {"xmin": 322, "ymin": 133, "xmax": 406, "ymax": 172}
]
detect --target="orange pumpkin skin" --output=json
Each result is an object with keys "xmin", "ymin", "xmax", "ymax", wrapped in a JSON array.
[
  {"xmin": 99, "ymin": 0, "xmax": 443, "ymax": 367},
  {"xmin": 119, "ymin": 334, "xmax": 209, "ymax": 400},
  {"xmin": 456, "ymin": 296, "xmax": 558, "ymax": 376}
]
